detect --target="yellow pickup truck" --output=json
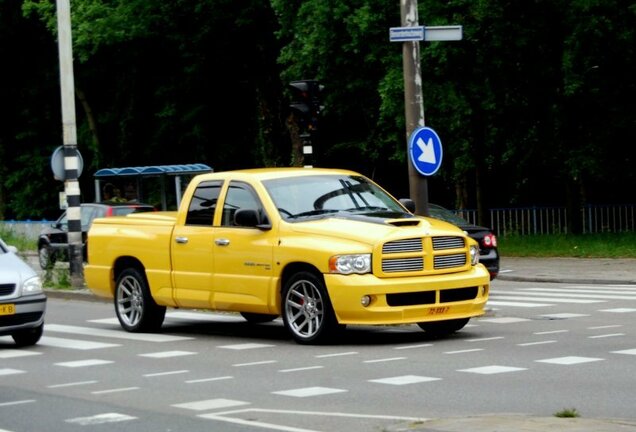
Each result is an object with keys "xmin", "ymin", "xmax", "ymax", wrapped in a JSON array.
[{"xmin": 85, "ymin": 168, "xmax": 489, "ymax": 344}]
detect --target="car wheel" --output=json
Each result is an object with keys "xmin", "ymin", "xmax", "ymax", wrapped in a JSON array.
[
  {"xmin": 115, "ymin": 268, "xmax": 166, "ymax": 332},
  {"xmin": 38, "ymin": 247, "xmax": 55, "ymax": 269},
  {"xmin": 12, "ymin": 323, "xmax": 44, "ymax": 347},
  {"xmin": 240, "ymin": 312, "xmax": 278, "ymax": 323},
  {"xmin": 282, "ymin": 271, "xmax": 338, "ymax": 344},
  {"xmin": 417, "ymin": 318, "xmax": 470, "ymax": 337}
]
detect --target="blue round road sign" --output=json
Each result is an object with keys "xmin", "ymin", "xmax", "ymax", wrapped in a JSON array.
[{"xmin": 408, "ymin": 127, "xmax": 443, "ymax": 176}]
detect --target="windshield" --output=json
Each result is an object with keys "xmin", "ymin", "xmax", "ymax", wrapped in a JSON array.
[
  {"xmin": 263, "ymin": 174, "xmax": 408, "ymax": 221},
  {"xmin": 427, "ymin": 204, "xmax": 468, "ymax": 226}
]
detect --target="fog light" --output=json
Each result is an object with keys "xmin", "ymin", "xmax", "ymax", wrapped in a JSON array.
[{"xmin": 361, "ymin": 295, "xmax": 371, "ymax": 307}]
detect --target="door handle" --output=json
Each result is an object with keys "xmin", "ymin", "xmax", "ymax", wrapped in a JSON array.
[
  {"xmin": 175, "ymin": 237, "xmax": 188, "ymax": 244},
  {"xmin": 215, "ymin": 238, "xmax": 230, "ymax": 246}
]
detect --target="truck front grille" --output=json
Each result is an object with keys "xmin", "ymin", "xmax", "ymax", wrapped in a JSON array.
[{"xmin": 380, "ymin": 236, "xmax": 467, "ymax": 275}]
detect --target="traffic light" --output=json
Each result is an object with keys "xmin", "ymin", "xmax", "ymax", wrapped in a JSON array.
[{"xmin": 289, "ymin": 80, "xmax": 323, "ymax": 134}]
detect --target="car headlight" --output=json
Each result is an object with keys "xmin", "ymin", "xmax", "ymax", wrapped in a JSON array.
[
  {"xmin": 470, "ymin": 245, "xmax": 480, "ymax": 266},
  {"xmin": 22, "ymin": 276, "xmax": 43, "ymax": 295},
  {"xmin": 329, "ymin": 254, "xmax": 371, "ymax": 274}
]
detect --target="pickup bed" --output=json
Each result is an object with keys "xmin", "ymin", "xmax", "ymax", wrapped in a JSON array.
[{"xmin": 85, "ymin": 167, "xmax": 490, "ymax": 344}]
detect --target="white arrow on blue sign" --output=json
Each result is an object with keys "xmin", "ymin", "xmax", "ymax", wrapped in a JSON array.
[{"xmin": 408, "ymin": 127, "xmax": 443, "ymax": 176}]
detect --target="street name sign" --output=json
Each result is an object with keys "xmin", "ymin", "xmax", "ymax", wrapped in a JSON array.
[{"xmin": 389, "ymin": 26, "xmax": 424, "ymax": 42}]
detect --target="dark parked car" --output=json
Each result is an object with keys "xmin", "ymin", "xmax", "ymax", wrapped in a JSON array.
[
  {"xmin": 427, "ymin": 203, "xmax": 500, "ymax": 280},
  {"xmin": 0, "ymin": 238, "xmax": 46, "ymax": 346},
  {"xmin": 37, "ymin": 202, "xmax": 155, "ymax": 269}
]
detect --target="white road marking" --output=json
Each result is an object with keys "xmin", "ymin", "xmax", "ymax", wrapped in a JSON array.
[
  {"xmin": 46, "ymin": 324, "xmax": 192, "ymax": 342},
  {"xmin": 611, "ymin": 349, "xmax": 636, "ymax": 355},
  {"xmin": 369, "ymin": 375, "xmax": 441, "ymax": 385},
  {"xmin": 0, "ymin": 350, "xmax": 41, "ymax": 359},
  {"xmin": 185, "ymin": 376, "xmax": 233, "ymax": 384},
  {"xmin": 536, "ymin": 356, "xmax": 604, "ymax": 365},
  {"xmin": 39, "ymin": 336, "xmax": 120, "ymax": 350},
  {"xmin": 218, "ymin": 343, "xmax": 275, "ymax": 350},
  {"xmin": 66, "ymin": 413, "xmax": 136, "ymax": 425},
  {"xmin": 172, "ymin": 398, "xmax": 249, "ymax": 411},
  {"xmin": 458, "ymin": 365, "xmax": 527, "ymax": 374},
  {"xmin": 55, "ymin": 359, "xmax": 113, "ymax": 368},
  {"xmin": 139, "ymin": 350, "xmax": 196, "ymax": 358},
  {"xmin": 272, "ymin": 387, "xmax": 347, "ymax": 397},
  {"xmin": 0, "ymin": 368, "xmax": 25, "ymax": 376}
]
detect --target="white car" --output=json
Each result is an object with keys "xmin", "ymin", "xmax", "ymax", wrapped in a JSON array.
[{"xmin": 0, "ymin": 238, "xmax": 46, "ymax": 346}]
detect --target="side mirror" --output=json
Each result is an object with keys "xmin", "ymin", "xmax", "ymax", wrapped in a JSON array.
[
  {"xmin": 399, "ymin": 198, "xmax": 416, "ymax": 213},
  {"xmin": 234, "ymin": 209, "xmax": 271, "ymax": 230}
]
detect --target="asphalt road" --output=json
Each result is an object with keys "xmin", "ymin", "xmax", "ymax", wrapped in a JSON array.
[{"xmin": 2, "ymin": 271, "xmax": 636, "ymax": 431}]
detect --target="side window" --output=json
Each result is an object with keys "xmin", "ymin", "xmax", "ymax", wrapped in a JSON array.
[
  {"xmin": 221, "ymin": 182, "xmax": 267, "ymax": 227},
  {"xmin": 185, "ymin": 181, "xmax": 222, "ymax": 226},
  {"xmin": 81, "ymin": 206, "xmax": 98, "ymax": 230}
]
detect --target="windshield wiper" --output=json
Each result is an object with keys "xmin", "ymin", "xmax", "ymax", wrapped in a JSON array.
[{"xmin": 288, "ymin": 209, "xmax": 340, "ymax": 219}]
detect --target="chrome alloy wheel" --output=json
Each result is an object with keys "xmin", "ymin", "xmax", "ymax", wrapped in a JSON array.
[
  {"xmin": 284, "ymin": 278, "xmax": 325, "ymax": 340},
  {"xmin": 116, "ymin": 274, "xmax": 144, "ymax": 328}
]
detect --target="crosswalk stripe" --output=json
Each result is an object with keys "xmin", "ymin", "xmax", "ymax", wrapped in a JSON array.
[
  {"xmin": 487, "ymin": 301, "xmax": 551, "ymax": 308},
  {"xmin": 45, "ymin": 324, "xmax": 193, "ymax": 342},
  {"xmin": 516, "ymin": 291, "xmax": 636, "ymax": 300},
  {"xmin": 490, "ymin": 295, "xmax": 604, "ymax": 304},
  {"xmin": 38, "ymin": 336, "xmax": 120, "ymax": 350},
  {"xmin": 523, "ymin": 288, "xmax": 636, "ymax": 300}
]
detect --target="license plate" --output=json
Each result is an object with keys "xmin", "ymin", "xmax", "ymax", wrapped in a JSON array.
[
  {"xmin": 0, "ymin": 304, "xmax": 16, "ymax": 315},
  {"xmin": 428, "ymin": 306, "xmax": 450, "ymax": 315}
]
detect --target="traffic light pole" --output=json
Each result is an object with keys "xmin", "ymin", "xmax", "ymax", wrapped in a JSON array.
[{"xmin": 400, "ymin": 0, "xmax": 429, "ymax": 216}]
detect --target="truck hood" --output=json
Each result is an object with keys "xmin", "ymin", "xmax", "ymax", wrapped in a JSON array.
[{"xmin": 286, "ymin": 213, "xmax": 464, "ymax": 245}]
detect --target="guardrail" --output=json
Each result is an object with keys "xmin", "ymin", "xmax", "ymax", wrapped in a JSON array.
[
  {"xmin": 2, "ymin": 204, "xmax": 635, "ymax": 240},
  {"xmin": 457, "ymin": 204, "xmax": 636, "ymax": 235}
]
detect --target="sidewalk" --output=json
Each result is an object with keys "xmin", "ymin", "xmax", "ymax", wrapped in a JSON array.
[{"xmin": 497, "ymin": 256, "xmax": 636, "ymax": 285}]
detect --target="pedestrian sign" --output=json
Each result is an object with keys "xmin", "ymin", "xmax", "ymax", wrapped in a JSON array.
[{"xmin": 408, "ymin": 127, "xmax": 443, "ymax": 176}]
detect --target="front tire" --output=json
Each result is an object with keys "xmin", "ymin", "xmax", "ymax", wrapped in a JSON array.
[
  {"xmin": 115, "ymin": 268, "xmax": 166, "ymax": 332},
  {"xmin": 282, "ymin": 271, "xmax": 338, "ymax": 344},
  {"xmin": 38, "ymin": 247, "xmax": 55, "ymax": 269},
  {"xmin": 12, "ymin": 323, "xmax": 44, "ymax": 346}
]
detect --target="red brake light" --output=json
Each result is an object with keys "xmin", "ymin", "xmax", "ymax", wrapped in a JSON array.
[{"xmin": 482, "ymin": 233, "xmax": 497, "ymax": 248}]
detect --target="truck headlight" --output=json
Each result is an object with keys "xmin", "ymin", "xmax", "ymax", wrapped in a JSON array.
[
  {"xmin": 22, "ymin": 276, "xmax": 43, "ymax": 295},
  {"xmin": 470, "ymin": 245, "xmax": 480, "ymax": 266},
  {"xmin": 329, "ymin": 254, "xmax": 371, "ymax": 274}
]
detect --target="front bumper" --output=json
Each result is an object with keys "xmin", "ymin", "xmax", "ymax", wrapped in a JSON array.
[
  {"xmin": 0, "ymin": 293, "xmax": 47, "ymax": 336},
  {"xmin": 324, "ymin": 265, "xmax": 490, "ymax": 325}
]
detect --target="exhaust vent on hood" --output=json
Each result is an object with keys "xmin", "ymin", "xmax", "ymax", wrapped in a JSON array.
[{"xmin": 386, "ymin": 219, "xmax": 421, "ymax": 227}]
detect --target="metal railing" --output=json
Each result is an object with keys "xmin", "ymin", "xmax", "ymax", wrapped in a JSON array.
[{"xmin": 456, "ymin": 204, "xmax": 636, "ymax": 236}]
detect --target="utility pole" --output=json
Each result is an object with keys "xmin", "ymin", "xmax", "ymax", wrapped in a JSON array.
[
  {"xmin": 400, "ymin": 0, "xmax": 428, "ymax": 216},
  {"xmin": 394, "ymin": 0, "xmax": 462, "ymax": 216},
  {"xmin": 56, "ymin": 0, "xmax": 84, "ymax": 288}
]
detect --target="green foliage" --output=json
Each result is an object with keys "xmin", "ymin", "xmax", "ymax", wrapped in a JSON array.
[
  {"xmin": 2, "ymin": 0, "xmax": 635, "ymax": 220},
  {"xmin": 0, "ymin": 226, "xmax": 37, "ymax": 251},
  {"xmin": 499, "ymin": 233, "xmax": 636, "ymax": 259},
  {"xmin": 554, "ymin": 408, "xmax": 580, "ymax": 418}
]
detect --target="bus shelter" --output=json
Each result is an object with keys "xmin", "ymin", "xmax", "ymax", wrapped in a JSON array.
[{"xmin": 93, "ymin": 163, "xmax": 212, "ymax": 210}]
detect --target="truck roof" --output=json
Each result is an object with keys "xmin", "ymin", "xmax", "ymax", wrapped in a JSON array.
[{"xmin": 194, "ymin": 167, "xmax": 359, "ymax": 182}]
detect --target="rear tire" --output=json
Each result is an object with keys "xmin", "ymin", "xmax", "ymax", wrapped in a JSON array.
[
  {"xmin": 282, "ymin": 271, "xmax": 339, "ymax": 344},
  {"xmin": 115, "ymin": 268, "xmax": 166, "ymax": 332},
  {"xmin": 417, "ymin": 318, "xmax": 470, "ymax": 338},
  {"xmin": 12, "ymin": 323, "xmax": 44, "ymax": 346}
]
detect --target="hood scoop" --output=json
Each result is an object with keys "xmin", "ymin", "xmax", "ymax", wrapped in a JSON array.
[{"xmin": 386, "ymin": 219, "xmax": 421, "ymax": 227}]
